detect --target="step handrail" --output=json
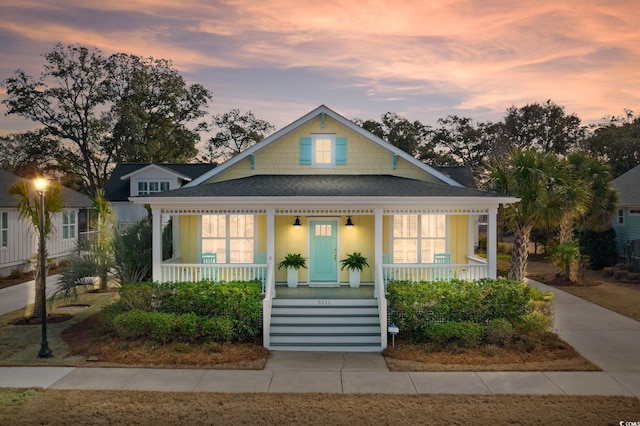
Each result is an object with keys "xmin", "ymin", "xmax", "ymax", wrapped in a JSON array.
[{"xmin": 375, "ymin": 263, "xmax": 388, "ymax": 350}]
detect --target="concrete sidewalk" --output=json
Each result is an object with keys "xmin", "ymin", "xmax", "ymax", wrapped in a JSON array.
[
  {"xmin": 0, "ymin": 278, "xmax": 638, "ymax": 397},
  {"xmin": 0, "ymin": 274, "xmax": 61, "ymax": 316},
  {"xmin": 0, "ymin": 352, "xmax": 636, "ymax": 396}
]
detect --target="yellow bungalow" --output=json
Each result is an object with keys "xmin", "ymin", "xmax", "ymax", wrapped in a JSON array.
[{"xmin": 132, "ymin": 105, "xmax": 516, "ymax": 352}]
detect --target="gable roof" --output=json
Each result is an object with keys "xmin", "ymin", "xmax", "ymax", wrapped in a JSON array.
[
  {"xmin": 614, "ymin": 164, "xmax": 640, "ymax": 205},
  {"xmin": 186, "ymin": 105, "xmax": 462, "ymax": 188},
  {"xmin": 0, "ymin": 169, "xmax": 92, "ymax": 208},
  {"xmin": 104, "ymin": 163, "xmax": 217, "ymax": 202},
  {"xmin": 138, "ymin": 174, "xmax": 499, "ymax": 199}
]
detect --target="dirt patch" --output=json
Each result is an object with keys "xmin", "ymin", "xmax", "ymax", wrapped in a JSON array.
[
  {"xmin": 1, "ymin": 389, "xmax": 638, "ymax": 425},
  {"xmin": 10, "ymin": 313, "xmax": 74, "ymax": 325},
  {"xmin": 383, "ymin": 333, "xmax": 598, "ymax": 372}
]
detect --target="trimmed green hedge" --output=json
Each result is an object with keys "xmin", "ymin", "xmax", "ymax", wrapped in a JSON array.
[
  {"xmin": 112, "ymin": 309, "xmax": 233, "ymax": 344},
  {"xmin": 387, "ymin": 278, "xmax": 547, "ymax": 343},
  {"xmin": 113, "ymin": 280, "xmax": 262, "ymax": 342}
]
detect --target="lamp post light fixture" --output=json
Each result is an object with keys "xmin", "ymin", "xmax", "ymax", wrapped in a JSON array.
[{"xmin": 34, "ymin": 177, "xmax": 52, "ymax": 358}]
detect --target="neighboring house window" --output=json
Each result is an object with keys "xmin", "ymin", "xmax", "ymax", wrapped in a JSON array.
[
  {"xmin": 392, "ymin": 214, "xmax": 446, "ymax": 263},
  {"xmin": 138, "ymin": 181, "xmax": 170, "ymax": 195},
  {"xmin": 630, "ymin": 209, "xmax": 640, "ymax": 216},
  {"xmin": 1, "ymin": 211, "xmax": 7, "ymax": 248},
  {"xmin": 62, "ymin": 211, "xmax": 76, "ymax": 240},
  {"xmin": 202, "ymin": 215, "xmax": 254, "ymax": 263},
  {"xmin": 617, "ymin": 209, "xmax": 625, "ymax": 226}
]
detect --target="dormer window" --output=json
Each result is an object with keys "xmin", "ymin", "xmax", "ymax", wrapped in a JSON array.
[{"xmin": 138, "ymin": 180, "xmax": 170, "ymax": 195}]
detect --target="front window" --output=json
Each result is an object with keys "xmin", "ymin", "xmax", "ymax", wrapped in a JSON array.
[
  {"xmin": 393, "ymin": 214, "xmax": 446, "ymax": 263},
  {"xmin": 138, "ymin": 180, "xmax": 170, "ymax": 195},
  {"xmin": 312, "ymin": 134, "xmax": 335, "ymax": 167},
  {"xmin": 202, "ymin": 215, "xmax": 254, "ymax": 263},
  {"xmin": 1, "ymin": 211, "xmax": 8, "ymax": 248},
  {"xmin": 618, "ymin": 209, "xmax": 625, "ymax": 225},
  {"xmin": 62, "ymin": 211, "xmax": 76, "ymax": 240}
]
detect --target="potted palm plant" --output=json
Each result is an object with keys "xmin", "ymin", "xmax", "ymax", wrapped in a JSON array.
[
  {"xmin": 278, "ymin": 253, "xmax": 307, "ymax": 287},
  {"xmin": 340, "ymin": 252, "xmax": 369, "ymax": 288}
]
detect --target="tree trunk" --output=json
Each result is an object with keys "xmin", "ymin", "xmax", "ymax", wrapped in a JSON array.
[
  {"xmin": 31, "ymin": 248, "xmax": 49, "ymax": 318},
  {"xmin": 509, "ymin": 223, "xmax": 532, "ymax": 282}
]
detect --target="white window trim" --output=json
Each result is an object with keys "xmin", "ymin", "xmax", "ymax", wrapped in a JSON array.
[
  {"xmin": 311, "ymin": 134, "xmax": 335, "ymax": 168},
  {"xmin": 391, "ymin": 214, "xmax": 448, "ymax": 264},
  {"xmin": 201, "ymin": 214, "xmax": 256, "ymax": 264},
  {"xmin": 62, "ymin": 210, "xmax": 76, "ymax": 240},
  {"xmin": 1, "ymin": 211, "xmax": 8, "ymax": 249},
  {"xmin": 629, "ymin": 208, "xmax": 640, "ymax": 216},
  {"xmin": 136, "ymin": 180, "xmax": 171, "ymax": 196}
]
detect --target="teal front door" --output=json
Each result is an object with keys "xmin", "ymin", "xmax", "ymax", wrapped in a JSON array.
[{"xmin": 309, "ymin": 220, "xmax": 338, "ymax": 282}]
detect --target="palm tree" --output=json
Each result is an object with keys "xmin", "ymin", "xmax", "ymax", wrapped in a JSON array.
[
  {"xmin": 56, "ymin": 190, "xmax": 115, "ymax": 300},
  {"xmin": 488, "ymin": 149, "xmax": 560, "ymax": 281},
  {"xmin": 91, "ymin": 189, "xmax": 115, "ymax": 289},
  {"xmin": 8, "ymin": 179, "xmax": 64, "ymax": 318}
]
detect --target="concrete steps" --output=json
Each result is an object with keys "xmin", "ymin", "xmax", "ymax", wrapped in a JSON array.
[{"xmin": 269, "ymin": 298, "xmax": 382, "ymax": 352}]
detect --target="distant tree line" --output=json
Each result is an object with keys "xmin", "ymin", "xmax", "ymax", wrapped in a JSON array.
[{"xmin": 1, "ymin": 44, "xmax": 273, "ymax": 197}]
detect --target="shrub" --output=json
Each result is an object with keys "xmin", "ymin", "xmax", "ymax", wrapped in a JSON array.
[
  {"xmin": 112, "ymin": 309, "xmax": 234, "ymax": 344},
  {"xmin": 578, "ymin": 228, "xmax": 617, "ymax": 270},
  {"xmin": 627, "ymin": 272, "xmax": 640, "ymax": 282},
  {"xmin": 118, "ymin": 282, "xmax": 156, "ymax": 311},
  {"xmin": 602, "ymin": 267, "xmax": 615, "ymax": 277},
  {"xmin": 424, "ymin": 321, "xmax": 483, "ymax": 349},
  {"xmin": 101, "ymin": 301, "xmax": 127, "ymax": 328},
  {"xmin": 485, "ymin": 318, "xmax": 513, "ymax": 346},
  {"xmin": 174, "ymin": 312, "xmax": 201, "ymax": 343},
  {"xmin": 387, "ymin": 278, "xmax": 533, "ymax": 340},
  {"xmin": 201, "ymin": 317, "xmax": 234, "ymax": 343},
  {"xmin": 496, "ymin": 260, "xmax": 510, "ymax": 278},
  {"xmin": 515, "ymin": 312, "xmax": 551, "ymax": 340},
  {"xmin": 115, "ymin": 280, "xmax": 263, "ymax": 342}
]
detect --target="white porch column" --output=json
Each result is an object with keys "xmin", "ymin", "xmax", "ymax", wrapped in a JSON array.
[
  {"xmin": 152, "ymin": 207, "xmax": 162, "ymax": 282},
  {"xmin": 374, "ymin": 208, "xmax": 383, "ymax": 269},
  {"xmin": 487, "ymin": 206, "xmax": 498, "ymax": 279},
  {"xmin": 266, "ymin": 208, "xmax": 275, "ymax": 265},
  {"xmin": 468, "ymin": 214, "xmax": 476, "ymax": 257}
]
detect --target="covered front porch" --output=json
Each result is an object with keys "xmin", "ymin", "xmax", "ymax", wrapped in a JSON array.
[
  {"xmin": 152, "ymin": 207, "xmax": 497, "ymax": 289},
  {"xmin": 148, "ymin": 203, "xmax": 500, "ymax": 351}
]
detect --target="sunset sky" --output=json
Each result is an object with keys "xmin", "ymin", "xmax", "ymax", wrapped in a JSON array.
[{"xmin": 1, "ymin": 0, "xmax": 639, "ymax": 135}]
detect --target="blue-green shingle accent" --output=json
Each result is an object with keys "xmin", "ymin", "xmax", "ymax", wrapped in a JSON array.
[
  {"xmin": 300, "ymin": 137, "xmax": 312, "ymax": 165},
  {"xmin": 392, "ymin": 154, "xmax": 398, "ymax": 170},
  {"xmin": 249, "ymin": 154, "xmax": 255, "ymax": 169},
  {"xmin": 320, "ymin": 112, "xmax": 325, "ymax": 128},
  {"xmin": 336, "ymin": 137, "xmax": 347, "ymax": 165}
]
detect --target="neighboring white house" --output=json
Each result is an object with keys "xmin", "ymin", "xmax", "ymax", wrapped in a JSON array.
[
  {"xmin": 104, "ymin": 163, "xmax": 217, "ymax": 225},
  {"xmin": 613, "ymin": 164, "xmax": 640, "ymax": 265},
  {"xmin": 130, "ymin": 105, "xmax": 517, "ymax": 352},
  {"xmin": 0, "ymin": 169, "xmax": 92, "ymax": 277}
]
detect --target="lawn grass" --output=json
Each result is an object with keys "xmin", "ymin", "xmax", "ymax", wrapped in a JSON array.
[{"xmin": 1, "ymin": 389, "xmax": 638, "ymax": 425}]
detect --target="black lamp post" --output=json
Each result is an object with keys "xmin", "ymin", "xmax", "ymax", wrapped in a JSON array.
[{"xmin": 35, "ymin": 178, "xmax": 52, "ymax": 358}]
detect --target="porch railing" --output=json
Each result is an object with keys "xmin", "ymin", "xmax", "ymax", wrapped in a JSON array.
[
  {"xmin": 382, "ymin": 262, "xmax": 488, "ymax": 289},
  {"xmin": 375, "ymin": 263, "xmax": 388, "ymax": 350},
  {"xmin": 160, "ymin": 263, "xmax": 268, "ymax": 292}
]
